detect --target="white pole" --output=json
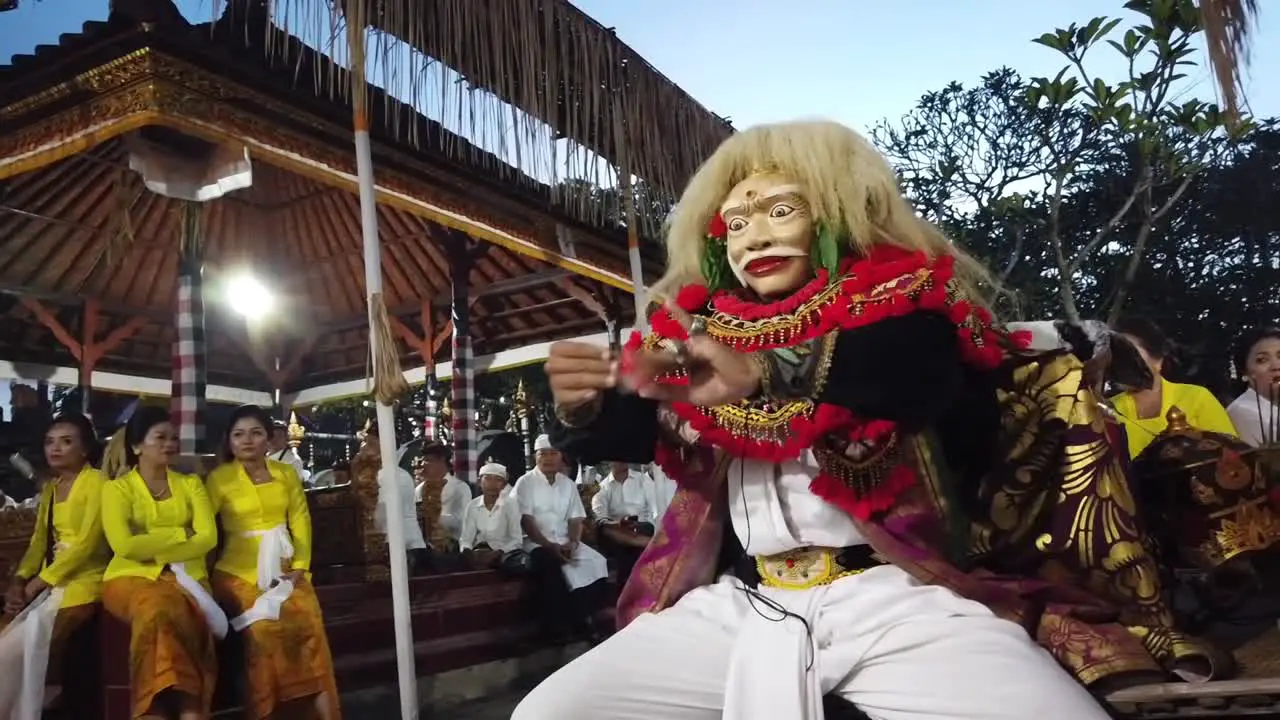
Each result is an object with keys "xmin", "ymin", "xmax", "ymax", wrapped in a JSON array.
[
  {"xmin": 356, "ymin": 130, "xmax": 419, "ymax": 720},
  {"xmin": 348, "ymin": 19, "xmax": 419, "ymax": 720},
  {"xmin": 612, "ymin": 96, "xmax": 648, "ymax": 333}
]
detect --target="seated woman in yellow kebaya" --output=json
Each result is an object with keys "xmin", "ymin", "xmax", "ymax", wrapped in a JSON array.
[
  {"xmin": 207, "ymin": 405, "xmax": 339, "ymax": 720},
  {"xmin": 0, "ymin": 413, "xmax": 109, "ymax": 718},
  {"xmin": 1111, "ymin": 317, "xmax": 1238, "ymax": 459},
  {"xmin": 101, "ymin": 407, "xmax": 223, "ymax": 720}
]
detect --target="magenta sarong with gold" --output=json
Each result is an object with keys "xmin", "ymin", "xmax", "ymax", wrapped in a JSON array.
[{"xmin": 620, "ymin": 351, "xmax": 1227, "ymax": 690}]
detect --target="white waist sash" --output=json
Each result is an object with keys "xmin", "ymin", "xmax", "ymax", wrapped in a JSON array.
[
  {"xmin": 0, "ymin": 586, "xmax": 62, "ymax": 720},
  {"xmin": 229, "ymin": 580, "xmax": 294, "ymax": 632},
  {"xmin": 168, "ymin": 563, "xmax": 228, "ymax": 639},
  {"xmin": 247, "ymin": 525, "xmax": 295, "ymax": 592},
  {"xmin": 227, "ymin": 526, "xmax": 296, "ymax": 631}
]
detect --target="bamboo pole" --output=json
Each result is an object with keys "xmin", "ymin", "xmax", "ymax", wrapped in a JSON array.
[
  {"xmin": 613, "ymin": 94, "xmax": 648, "ymax": 332},
  {"xmin": 345, "ymin": 4, "xmax": 419, "ymax": 717}
]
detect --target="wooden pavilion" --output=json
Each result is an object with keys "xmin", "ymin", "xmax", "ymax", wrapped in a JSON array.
[
  {"xmin": 0, "ymin": 0, "xmax": 733, "ymax": 418},
  {"xmin": 0, "ymin": 1, "xmax": 734, "ymax": 716}
]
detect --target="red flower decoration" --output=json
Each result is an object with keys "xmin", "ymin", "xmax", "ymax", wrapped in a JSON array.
[
  {"xmin": 706, "ymin": 212, "xmax": 727, "ymax": 240},
  {"xmin": 674, "ymin": 284, "xmax": 711, "ymax": 311}
]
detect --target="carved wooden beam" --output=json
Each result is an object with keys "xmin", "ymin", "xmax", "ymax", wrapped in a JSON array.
[
  {"xmin": 19, "ymin": 297, "xmax": 81, "ymax": 361},
  {"xmin": 387, "ymin": 302, "xmax": 456, "ymax": 372}
]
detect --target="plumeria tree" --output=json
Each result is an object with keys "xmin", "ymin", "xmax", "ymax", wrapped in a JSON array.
[{"xmin": 876, "ymin": 0, "xmax": 1254, "ymax": 322}]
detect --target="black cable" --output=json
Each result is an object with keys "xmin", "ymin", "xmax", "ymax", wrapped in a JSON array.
[{"xmin": 736, "ymin": 461, "xmax": 816, "ymax": 672}]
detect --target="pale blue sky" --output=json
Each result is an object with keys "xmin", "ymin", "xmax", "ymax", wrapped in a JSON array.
[
  {"xmin": 0, "ymin": 0, "xmax": 1274, "ymax": 412},
  {"xmin": 0, "ymin": 1, "xmax": 1274, "ymax": 131}
]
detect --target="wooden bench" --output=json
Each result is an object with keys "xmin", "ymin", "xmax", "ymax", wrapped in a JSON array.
[{"xmin": 0, "ymin": 506, "xmax": 36, "ymax": 580}]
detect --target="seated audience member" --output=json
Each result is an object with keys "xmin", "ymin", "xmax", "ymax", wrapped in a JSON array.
[
  {"xmin": 267, "ymin": 420, "xmax": 311, "ymax": 487},
  {"xmin": 100, "ymin": 407, "xmax": 222, "ymax": 720},
  {"xmin": 591, "ymin": 461, "xmax": 656, "ymax": 585},
  {"xmin": 207, "ymin": 405, "xmax": 339, "ymax": 719},
  {"xmin": 1, "ymin": 413, "xmax": 108, "ymax": 716},
  {"xmin": 1110, "ymin": 317, "xmax": 1237, "ymax": 459},
  {"xmin": 1227, "ymin": 327, "xmax": 1280, "ymax": 447},
  {"xmin": 413, "ymin": 442, "xmax": 470, "ymax": 540},
  {"xmin": 358, "ymin": 427, "xmax": 429, "ymax": 565},
  {"xmin": 513, "ymin": 435, "xmax": 609, "ymax": 642},
  {"xmin": 459, "ymin": 463, "xmax": 525, "ymax": 571}
]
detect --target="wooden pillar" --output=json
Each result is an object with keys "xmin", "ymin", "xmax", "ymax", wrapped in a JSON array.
[{"xmin": 19, "ymin": 297, "xmax": 145, "ymax": 416}]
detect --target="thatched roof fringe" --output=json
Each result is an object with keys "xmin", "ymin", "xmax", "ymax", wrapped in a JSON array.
[
  {"xmin": 230, "ymin": 0, "xmax": 731, "ymax": 236},
  {"xmin": 1197, "ymin": 0, "xmax": 1258, "ymax": 125}
]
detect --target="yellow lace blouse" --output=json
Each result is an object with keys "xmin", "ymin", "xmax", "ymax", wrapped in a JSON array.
[
  {"xmin": 207, "ymin": 459, "xmax": 312, "ymax": 585},
  {"xmin": 101, "ymin": 468, "xmax": 218, "ymax": 582},
  {"xmin": 14, "ymin": 466, "xmax": 110, "ymax": 608}
]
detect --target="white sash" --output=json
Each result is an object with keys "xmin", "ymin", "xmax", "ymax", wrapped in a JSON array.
[
  {"xmin": 247, "ymin": 525, "xmax": 295, "ymax": 592},
  {"xmin": 168, "ymin": 563, "xmax": 228, "ymax": 639},
  {"xmin": 0, "ymin": 587, "xmax": 62, "ymax": 720},
  {"xmin": 226, "ymin": 525, "xmax": 297, "ymax": 631},
  {"xmin": 229, "ymin": 580, "xmax": 294, "ymax": 632}
]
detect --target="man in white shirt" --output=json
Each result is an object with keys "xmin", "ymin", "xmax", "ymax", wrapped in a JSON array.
[
  {"xmin": 459, "ymin": 462, "xmax": 524, "ymax": 570},
  {"xmin": 268, "ymin": 420, "xmax": 312, "ymax": 486},
  {"xmin": 413, "ymin": 442, "xmax": 471, "ymax": 541},
  {"xmin": 360, "ymin": 427, "xmax": 429, "ymax": 564},
  {"xmin": 591, "ymin": 461, "xmax": 656, "ymax": 584},
  {"xmin": 513, "ymin": 434, "xmax": 609, "ymax": 641}
]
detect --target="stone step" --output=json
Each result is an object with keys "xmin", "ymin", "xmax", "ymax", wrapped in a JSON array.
[{"xmin": 338, "ymin": 642, "xmax": 589, "ymax": 717}]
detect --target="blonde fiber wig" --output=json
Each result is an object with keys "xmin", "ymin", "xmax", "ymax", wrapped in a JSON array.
[{"xmin": 654, "ymin": 120, "xmax": 996, "ymax": 307}]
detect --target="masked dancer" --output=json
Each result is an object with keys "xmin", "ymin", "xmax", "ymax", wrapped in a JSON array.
[{"xmin": 520, "ymin": 120, "xmax": 1221, "ymax": 720}]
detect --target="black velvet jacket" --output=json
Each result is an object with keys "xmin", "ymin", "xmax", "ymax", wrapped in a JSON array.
[{"xmin": 551, "ymin": 311, "xmax": 1002, "ymax": 518}]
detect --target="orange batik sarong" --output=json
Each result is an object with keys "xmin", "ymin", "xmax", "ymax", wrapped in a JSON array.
[
  {"xmin": 102, "ymin": 574, "xmax": 217, "ymax": 719},
  {"xmin": 212, "ymin": 571, "xmax": 341, "ymax": 720},
  {"xmin": 45, "ymin": 603, "xmax": 97, "ymax": 685}
]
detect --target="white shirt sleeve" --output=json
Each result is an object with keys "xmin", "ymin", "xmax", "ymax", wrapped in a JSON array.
[
  {"xmin": 447, "ymin": 480, "xmax": 472, "ymax": 518},
  {"xmin": 1226, "ymin": 395, "xmax": 1264, "ymax": 447},
  {"xmin": 458, "ymin": 500, "xmax": 479, "ymax": 551},
  {"xmin": 498, "ymin": 501, "xmax": 524, "ymax": 553},
  {"xmin": 641, "ymin": 475, "xmax": 658, "ymax": 523},
  {"xmin": 590, "ymin": 481, "xmax": 615, "ymax": 524},
  {"xmin": 513, "ymin": 475, "xmax": 534, "ymax": 516},
  {"xmin": 439, "ymin": 480, "xmax": 469, "ymax": 538},
  {"xmin": 566, "ymin": 479, "xmax": 587, "ymax": 522}
]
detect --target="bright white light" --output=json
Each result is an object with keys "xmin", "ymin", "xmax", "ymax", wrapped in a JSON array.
[{"xmin": 225, "ymin": 273, "xmax": 275, "ymax": 320}]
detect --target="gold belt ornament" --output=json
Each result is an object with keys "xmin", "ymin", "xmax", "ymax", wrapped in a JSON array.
[{"xmin": 755, "ymin": 546, "xmax": 871, "ymax": 590}]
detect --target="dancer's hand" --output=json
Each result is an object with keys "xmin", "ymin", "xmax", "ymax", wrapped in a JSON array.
[
  {"xmin": 285, "ymin": 569, "xmax": 307, "ymax": 586},
  {"xmin": 546, "ymin": 342, "xmax": 616, "ymax": 409},
  {"xmin": 621, "ymin": 303, "xmax": 761, "ymax": 407}
]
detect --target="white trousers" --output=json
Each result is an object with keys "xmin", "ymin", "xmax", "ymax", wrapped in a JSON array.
[{"xmin": 512, "ymin": 565, "xmax": 1109, "ymax": 720}]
